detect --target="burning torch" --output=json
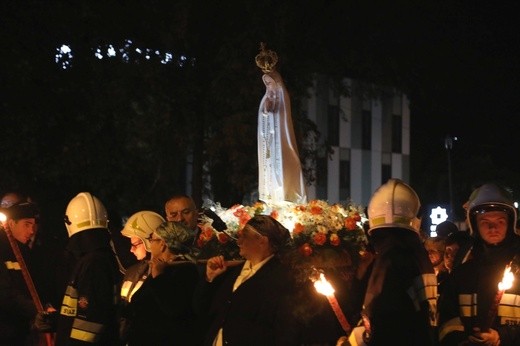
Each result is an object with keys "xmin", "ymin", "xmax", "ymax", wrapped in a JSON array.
[
  {"xmin": 313, "ymin": 271, "xmax": 352, "ymax": 335},
  {"xmin": 483, "ymin": 263, "xmax": 514, "ymax": 332}
]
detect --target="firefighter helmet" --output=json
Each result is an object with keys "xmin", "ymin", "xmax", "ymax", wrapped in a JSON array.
[
  {"xmin": 121, "ymin": 211, "xmax": 165, "ymax": 251},
  {"xmin": 64, "ymin": 192, "xmax": 108, "ymax": 237},
  {"xmin": 466, "ymin": 183, "xmax": 518, "ymax": 236},
  {"xmin": 367, "ymin": 179, "xmax": 421, "ymax": 234}
]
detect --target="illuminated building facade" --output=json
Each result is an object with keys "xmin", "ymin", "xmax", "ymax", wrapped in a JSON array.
[{"xmin": 304, "ymin": 76, "xmax": 411, "ymax": 206}]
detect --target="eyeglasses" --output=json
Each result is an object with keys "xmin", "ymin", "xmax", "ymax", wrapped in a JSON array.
[
  {"xmin": 166, "ymin": 208, "xmax": 195, "ymax": 220},
  {"xmin": 147, "ymin": 235, "xmax": 162, "ymax": 244},
  {"xmin": 130, "ymin": 241, "xmax": 143, "ymax": 249}
]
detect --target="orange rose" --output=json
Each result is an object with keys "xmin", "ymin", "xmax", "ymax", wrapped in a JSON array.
[
  {"xmin": 233, "ymin": 208, "xmax": 252, "ymax": 226},
  {"xmin": 239, "ymin": 215, "xmax": 251, "ymax": 227},
  {"xmin": 310, "ymin": 205, "xmax": 323, "ymax": 215},
  {"xmin": 344, "ymin": 217, "xmax": 358, "ymax": 231},
  {"xmin": 293, "ymin": 222, "xmax": 305, "ymax": 235},
  {"xmin": 295, "ymin": 205, "xmax": 307, "ymax": 212},
  {"xmin": 233, "ymin": 207, "xmax": 246, "ymax": 218},
  {"xmin": 313, "ymin": 232, "xmax": 327, "ymax": 245},
  {"xmin": 299, "ymin": 243, "xmax": 313, "ymax": 256},
  {"xmin": 202, "ymin": 226, "xmax": 214, "ymax": 239},
  {"xmin": 330, "ymin": 233, "xmax": 340, "ymax": 246},
  {"xmin": 217, "ymin": 232, "xmax": 229, "ymax": 244},
  {"xmin": 270, "ymin": 209, "xmax": 279, "ymax": 219}
]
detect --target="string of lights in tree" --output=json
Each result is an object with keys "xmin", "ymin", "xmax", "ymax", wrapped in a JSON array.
[{"xmin": 54, "ymin": 39, "xmax": 196, "ymax": 70}]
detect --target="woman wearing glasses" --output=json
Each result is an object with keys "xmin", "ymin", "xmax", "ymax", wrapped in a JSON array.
[{"xmin": 119, "ymin": 210, "xmax": 165, "ymax": 343}]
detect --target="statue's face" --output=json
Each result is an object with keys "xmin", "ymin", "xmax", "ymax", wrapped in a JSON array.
[{"xmin": 263, "ymin": 74, "xmax": 276, "ymax": 90}]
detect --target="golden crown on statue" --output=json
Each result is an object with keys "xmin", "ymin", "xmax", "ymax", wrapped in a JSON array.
[{"xmin": 255, "ymin": 42, "xmax": 278, "ymax": 73}]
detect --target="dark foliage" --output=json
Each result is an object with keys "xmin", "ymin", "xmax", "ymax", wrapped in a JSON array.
[{"xmin": 1, "ymin": 0, "xmax": 519, "ymax": 241}]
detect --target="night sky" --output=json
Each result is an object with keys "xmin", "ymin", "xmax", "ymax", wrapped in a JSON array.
[
  {"xmin": 1, "ymin": 1, "xmax": 520, "ymax": 220},
  {"xmin": 404, "ymin": 2, "xmax": 520, "ymax": 213}
]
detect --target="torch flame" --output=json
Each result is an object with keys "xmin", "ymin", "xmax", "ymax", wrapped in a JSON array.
[
  {"xmin": 314, "ymin": 272, "xmax": 335, "ymax": 296},
  {"xmin": 498, "ymin": 265, "xmax": 514, "ymax": 291}
]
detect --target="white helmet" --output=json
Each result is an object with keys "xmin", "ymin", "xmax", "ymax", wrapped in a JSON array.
[
  {"xmin": 368, "ymin": 179, "xmax": 421, "ymax": 234},
  {"xmin": 466, "ymin": 183, "xmax": 518, "ymax": 236},
  {"xmin": 64, "ymin": 192, "xmax": 108, "ymax": 237},
  {"xmin": 121, "ymin": 211, "xmax": 165, "ymax": 251}
]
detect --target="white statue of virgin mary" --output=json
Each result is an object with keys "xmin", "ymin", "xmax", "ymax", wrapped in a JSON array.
[{"xmin": 255, "ymin": 43, "xmax": 307, "ymax": 204}]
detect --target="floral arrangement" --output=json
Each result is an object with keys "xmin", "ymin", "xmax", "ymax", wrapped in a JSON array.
[
  {"xmin": 284, "ymin": 199, "xmax": 368, "ymax": 257},
  {"xmin": 195, "ymin": 199, "xmax": 369, "ymax": 271}
]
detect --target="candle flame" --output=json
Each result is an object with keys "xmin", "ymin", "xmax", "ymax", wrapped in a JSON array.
[
  {"xmin": 314, "ymin": 272, "xmax": 335, "ymax": 296},
  {"xmin": 498, "ymin": 265, "xmax": 514, "ymax": 291}
]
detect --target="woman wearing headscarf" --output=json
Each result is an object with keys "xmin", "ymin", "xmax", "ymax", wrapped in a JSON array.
[
  {"xmin": 196, "ymin": 215, "xmax": 300, "ymax": 346},
  {"xmin": 126, "ymin": 221, "xmax": 199, "ymax": 345}
]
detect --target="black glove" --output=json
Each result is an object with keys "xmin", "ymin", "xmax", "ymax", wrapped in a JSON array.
[{"xmin": 34, "ymin": 310, "xmax": 58, "ymax": 333}]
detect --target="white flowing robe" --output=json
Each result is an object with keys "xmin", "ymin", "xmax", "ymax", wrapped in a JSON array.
[{"xmin": 257, "ymin": 71, "xmax": 307, "ymax": 204}]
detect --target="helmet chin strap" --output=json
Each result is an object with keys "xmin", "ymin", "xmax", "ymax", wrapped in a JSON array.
[{"xmin": 106, "ymin": 229, "xmax": 126, "ymax": 275}]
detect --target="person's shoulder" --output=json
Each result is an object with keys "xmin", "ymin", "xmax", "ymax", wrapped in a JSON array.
[
  {"xmin": 124, "ymin": 260, "xmax": 148, "ymax": 276},
  {"xmin": 167, "ymin": 261, "xmax": 198, "ymax": 275},
  {"xmin": 510, "ymin": 233, "xmax": 520, "ymax": 245},
  {"xmin": 266, "ymin": 259, "xmax": 300, "ymax": 285},
  {"xmin": 262, "ymin": 256, "xmax": 287, "ymax": 272},
  {"xmin": 451, "ymin": 256, "xmax": 478, "ymax": 276},
  {"xmin": 79, "ymin": 248, "xmax": 118, "ymax": 268},
  {"xmin": 0, "ymin": 230, "xmax": 11, "ymax": 256}
]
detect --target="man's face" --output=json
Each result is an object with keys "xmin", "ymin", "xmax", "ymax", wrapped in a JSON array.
[
  {"xmin": 476, "ymin": 210, "xmax": 508, "ymax": 245},
  {"xmin": 164, "ymin": 197, "xmax": 198, "ymax": 230},
  {"xmin": 129, "ymin": 236, "xmax": 147, "ymax": 260},
  {"xmin": 8, "ymin": 218, "xmax": 37, "ymax": 244}
]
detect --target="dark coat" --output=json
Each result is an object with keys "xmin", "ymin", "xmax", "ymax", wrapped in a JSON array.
[
  {"xmin": 55, "ymin": 229, "xmax": 122, "ymax": 345},
  {"xmin": 126, "ymin": 261, "xmax": 199, "ymax": 346},
  {"xmin": 197, "ymin": 257, "xmax": 300, "ymax": 346},
  {"xmin": 356, "ymin": 228, "xmax": 438, "ymax": 346},
  {"xmin": 0, "ymin": 229, "xmax": 38, "ymax": 345}
]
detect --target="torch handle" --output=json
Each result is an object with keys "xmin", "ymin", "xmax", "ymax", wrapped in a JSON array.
[
  {"xmin": 483, "ymin": 289, "xmax": 504, "ymax": 332},
  {"xmin": 326, "ymin": 295, "xmax": 352, "ymax": 335},
  {"xmin": 199, "ymin": 259, "xmax": 245, "ymax": 270},
  {"xmin": 4, "ymin": 229, "xmax": 54, "ymax": 346},
  {"xmin": 4, "ymin": 229, "xmax": 43, "ymax": 310}
]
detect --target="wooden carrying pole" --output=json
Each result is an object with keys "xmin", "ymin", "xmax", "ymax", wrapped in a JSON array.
[{"xmin": 4, "ymin": 229, "xmax": 53, "ymax": 346}]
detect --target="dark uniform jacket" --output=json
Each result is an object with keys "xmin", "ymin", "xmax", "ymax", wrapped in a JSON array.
[
  {"xmin": 55, "ymin": 229, "xmax": 122, "ymax": 345},
  {"xmin": 0, "ymin": 229, "xmax": 38, "ymax": 345},
  {"xmin": 119, "ymin": 260, "xmax": 149, "ymax": 343},
  {"xmin": 349, "ymin": 228, "xmax": 438, "ymax": 346},
  {"xmin": 438, "ymin": 234, "xmax": 520, "ymax": 346}
]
